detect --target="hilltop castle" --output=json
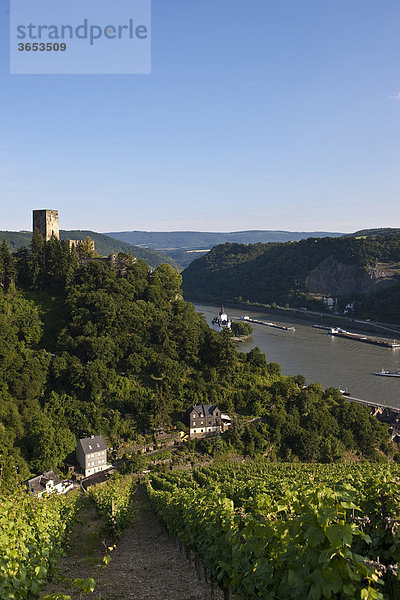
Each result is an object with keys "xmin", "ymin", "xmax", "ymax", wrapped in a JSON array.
[
  {"xmin": 32, "ymin": 209, "xmax": 95, "ymax": 254},
  {"xmin": 31, "ymin": 209, "xmax": 135, "ymax": 271}
]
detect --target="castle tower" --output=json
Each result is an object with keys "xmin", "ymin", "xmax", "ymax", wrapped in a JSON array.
[{"xmin": 32, "ymin": 210, "xmax": 59, "ymax": 241}]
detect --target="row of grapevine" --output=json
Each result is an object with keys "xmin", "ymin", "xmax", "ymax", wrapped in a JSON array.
[
  {"xmin": 146, "ymin": 462, "xmax": 400, "ymax": 600},
  {"xmin": 88, "ymin": 474, "xmax": 136, "ymax": 537},
  {"xmin": 0, "ymin": 489, "xmax": 81, "ymax": 600}
]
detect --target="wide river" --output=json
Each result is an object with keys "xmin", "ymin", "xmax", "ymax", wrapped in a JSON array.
[{"xmin": 194, "ymin": 304, "xmax": 400, "ymax": 409}]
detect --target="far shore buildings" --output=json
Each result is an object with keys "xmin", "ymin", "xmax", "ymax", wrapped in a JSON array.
[
  {"xmin": 187, "ymin": 404, "xmax": 231, "ymax": 438},
  {"xmin": 76, "ymin": 434, "xmax": 110, "ymax": 477}
]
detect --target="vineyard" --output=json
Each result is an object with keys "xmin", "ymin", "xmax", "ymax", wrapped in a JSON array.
[
  {"xmin": 0, "ymin": 489, "xmax": 81, "ymax": 600},
  {"xmin": 3, "ymin": 464, "xmax": 400, "ymax": 600},
  {"xmin": 0, "ymin": 475, "xmax": 136, "ymax": 600},
  {"xmin": 146, "ymin": 462, "xmax": 400, "ymax": 600},
  {"xmin": 88, "ymin": 474, "xmax": 136, "ymax": 537}
]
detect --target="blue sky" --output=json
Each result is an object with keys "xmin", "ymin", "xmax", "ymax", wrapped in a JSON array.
[{"xmin": 1, "ymin": 0, "xmax": 400, "ymax": 233}]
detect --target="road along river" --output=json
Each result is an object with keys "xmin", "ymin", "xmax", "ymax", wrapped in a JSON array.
[{"xmin": 194, "ymin": 304, "xmax": 400, "ymax": 409}]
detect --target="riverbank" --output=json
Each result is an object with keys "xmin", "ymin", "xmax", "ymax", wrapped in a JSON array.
[
  {"xmin": 187, "ymin": 297, "xmax": 400, "ymax": 338},
  {"xmin": 194, "ymin": 303, "xmax": 400, "ymax": 409},
  {"xmin": 231, "ymin": 334, "xmax": 251, "ymax": 343}
]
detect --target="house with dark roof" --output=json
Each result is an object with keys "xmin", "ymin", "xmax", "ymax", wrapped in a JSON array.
[
  {"xmin": 27, "ymin": 470, "xmax": 73, "ymax": 497},
  {"xmin": 186, "ymin": 404, "xmax": 231, "ymax": 438},
  {"xmin": 76, "ymin": 434, "xmax": 109, "ymax": 477}
]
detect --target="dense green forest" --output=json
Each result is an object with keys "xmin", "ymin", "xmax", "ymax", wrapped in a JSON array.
[
  {"xmin": 0, "ymin": 229, "xmax": 180, "ymax": 270},
  {"xmin": 181, "ymin": 234, "xmax": 400, "ymax": 320},
  {"xmin": 0, "ymin": 235, "xmax": 396, "ymax": 487}
]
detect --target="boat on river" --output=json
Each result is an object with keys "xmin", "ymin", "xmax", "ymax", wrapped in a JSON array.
[
  {"xmin": 242, "ymin": 316, "xmax": 295, "ymax": 332},
  {"xmin": 374, "ymin": 369, "xmax": 400, "ymax": 377},
  {"xmin": 329, "ymin": 328, "xmax": 400, "ymax": 348}
]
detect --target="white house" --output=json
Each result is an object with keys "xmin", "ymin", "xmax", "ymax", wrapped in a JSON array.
[{"xmin": 27, "ymin": 470, "xmax": 73, "ymax": 497}]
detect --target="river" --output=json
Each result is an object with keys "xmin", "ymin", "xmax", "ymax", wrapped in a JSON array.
[{"xmin": 194, "ymin": 304, "xmax": 400, "ymax": 409}]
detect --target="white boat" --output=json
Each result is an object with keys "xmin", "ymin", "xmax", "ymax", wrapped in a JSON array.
[{"xmin": 374, "ymin": 369, "xmax": 400, "ymax": 378}]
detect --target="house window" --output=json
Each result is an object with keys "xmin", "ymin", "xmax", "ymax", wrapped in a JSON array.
[{"xmin": 200, "ymin": 421, "xmax": 204, "ymax": 425}]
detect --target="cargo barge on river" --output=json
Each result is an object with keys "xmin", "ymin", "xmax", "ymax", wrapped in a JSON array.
[
  {"xmin": 329, "ymin": 328, "xmax": 400, "ymax": 349},
  {"xmin": 242, "ymin": 316, "xmax": 295, "ymax": 332}
]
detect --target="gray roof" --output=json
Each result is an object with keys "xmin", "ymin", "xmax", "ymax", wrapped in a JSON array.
[
  {"xmin": 28, "ymin": 470, "xmax": 63, "ymax": 494},
  {"xmin": 190, "ymin": 404, "xmax": 219, "ymax": 417},
  {"xmin": 79, "ymin": 435, "xmax": 107, "ymax": 455}
]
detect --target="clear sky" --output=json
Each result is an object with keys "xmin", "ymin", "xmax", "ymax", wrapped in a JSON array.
[{"xmin": 1, "ymin": 0, "xmax": 400, "ymax": 233}]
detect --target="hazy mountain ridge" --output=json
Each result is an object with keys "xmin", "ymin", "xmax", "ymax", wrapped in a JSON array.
[
  {"xmin": 105, "ymin": 229, "xmax": 345, "ymax": 268},
  {"xmin": 105, "ymin": 229, "xmax": 345, "ymax": 249}
]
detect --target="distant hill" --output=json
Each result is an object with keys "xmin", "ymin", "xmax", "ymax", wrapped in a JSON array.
[
  {"xmin": 0, "ymin": 230, "xmax": 181, "ymax": 271},
  {"xmin": 105, "ymin": 230, "xmax": 345, "ymax": 268},
  {"xmin": 181, "ymin": 234, "xmax": 400, "ymax": 321},
  {"xmin": 348, "ymin": 228, "xmax": 400, "ymax": 238}
]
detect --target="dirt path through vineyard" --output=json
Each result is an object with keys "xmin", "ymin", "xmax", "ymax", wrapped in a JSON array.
[{"xmin": 41, "ymin": 486, "xmax": 222, "ymax": 600}]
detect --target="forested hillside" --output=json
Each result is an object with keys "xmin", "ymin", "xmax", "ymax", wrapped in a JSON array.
[
  {"xmin": 0, "ymin": 230, "xmax": 180, "ymax": 270},
  {"xmin": 181, "ymin": 234, "xmax": 400, "ymax": 320},
  {"xmin": 106, "ymin": 229, "xmax": 344, "ymax": 268},
  {"xmin": 0, "ymin": 235, "xmax": 396, "ymax": 487}
]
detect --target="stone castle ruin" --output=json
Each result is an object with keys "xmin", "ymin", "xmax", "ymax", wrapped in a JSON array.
[
  {"xmin": 31, "ymin": 209, "xmax": 135, "ymax": 271},
  {"xmin": 32, "ymin": 209, "xmax": 95, "ymax": 255},
  {"xmin": 33, "ymin": 209, "xmax": 59, "ymax": 241}
]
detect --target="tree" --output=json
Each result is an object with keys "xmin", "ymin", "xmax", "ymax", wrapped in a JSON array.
[
  {"xmin": 0, "ymin": 240, "xmax": 16, "ymax": 291},
  {"xmin": 231, "ymin": 321, "xmax": 253, "ymax": 336},
  {"xmin": 246, "ymin": 347, "xmax": 267, "ymax": 370},
  {"xmin": 78, "ymin": 237, "xmax": 97, "ymax": 258},
  {"xmin": 28, "ymin": 229, "xmax": 44, "ymax": 289}
]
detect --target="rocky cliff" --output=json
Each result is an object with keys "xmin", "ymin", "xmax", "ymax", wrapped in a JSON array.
[{"xmin": 305, "ymin": 256, "xmax": 399, "ymax": 296}]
